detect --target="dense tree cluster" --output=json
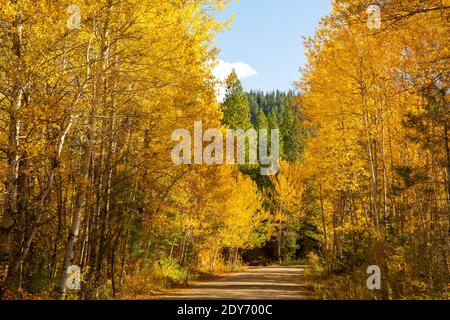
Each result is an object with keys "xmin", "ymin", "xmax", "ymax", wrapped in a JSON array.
[
  {"xmin": 221, "ymin": 73, "xmax": 308, "ymax": 265},
  {"xmin": 1, "ymin": 0, "xmax": 446, "ymax": 301},
  {"xmin": 298, "ymin": 0, "xmax": 449, "ymax": 299},
  {"xmin": 0, "ymin": 0, "xmax": 270, "ymax": 300},
  {"xmin": 247, "ymin": 90, "xmax": 305, "ymax": 162}
]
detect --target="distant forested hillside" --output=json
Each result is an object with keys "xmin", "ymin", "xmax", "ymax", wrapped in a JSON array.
[{"xmin": 247, "ymin": 90, "xmax": 306, "ymax": 162}]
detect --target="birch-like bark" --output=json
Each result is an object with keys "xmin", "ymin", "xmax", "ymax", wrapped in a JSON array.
[{"xmin": 58, "ymin": 34, "xmax": 95, "ymax": 299}]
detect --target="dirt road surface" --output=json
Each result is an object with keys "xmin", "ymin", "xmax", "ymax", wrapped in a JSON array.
[{"xmin": 153, "ymin": 266, "xmax": 315, "ymax": 300}]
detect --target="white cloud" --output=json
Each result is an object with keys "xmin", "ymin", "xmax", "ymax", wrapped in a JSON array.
[
  {"xmin": 212, "ymin": 60, "xmax": 257, "ymax": 102},
  {"xmin": 212, "ymin": 60, "xmax": 258, "ymax": 81}
]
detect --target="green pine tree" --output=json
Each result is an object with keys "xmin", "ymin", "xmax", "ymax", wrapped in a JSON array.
[
  {"xmin": 222, "ymin": 70, "xmax": 252, "ymax": 130},
  {"xmin": 255, "ymin": 108, "xmax": 268, "ymax": 130}
]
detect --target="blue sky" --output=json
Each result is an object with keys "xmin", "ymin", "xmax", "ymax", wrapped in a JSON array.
[{"xmin": 214, "ymin": 0, "xmax": 331, "ymax": 92}]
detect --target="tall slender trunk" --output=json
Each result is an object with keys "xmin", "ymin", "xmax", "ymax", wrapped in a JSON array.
[
  {"xmin": 277, "ymin": 227, "xmax": 283, "ymax": 265},
  {"xmin": 364, "ymin": 110, "xmax": 380, "ymax": 230},
  {"xmin": 58, "ymin": 27, "xmax": 95, "ymax": 299},
  {"xmin": 442, "ymin": 116, "xmax": 450, "ymax": 276},
  {"xmin": 58, "ymin": 112, "xmax": 94, "ymax": 299},
  {"xmin": 319, "ymin": 186, "xmax": 330, "ymax": 272}
]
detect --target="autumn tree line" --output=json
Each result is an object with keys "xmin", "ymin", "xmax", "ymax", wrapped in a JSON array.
[
  {"xmin": 222, "ymin": 74, "xmax": 308, "ymax": 265},
  {"xmin": 0, "ymin": 0, "xmax": 287, "ymax": 299},
  {"xmin": 0, "ymin": 0, "xmax": 448, "ymax": 301},
  {"xmin": 298, "ymin": 0, "xmax": 449, "ymax": 299}
]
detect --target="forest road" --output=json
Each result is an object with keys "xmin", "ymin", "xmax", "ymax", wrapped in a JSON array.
[{"xmin": 152, "ymin": 266, "xmax": 316, "ymax": 300}]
